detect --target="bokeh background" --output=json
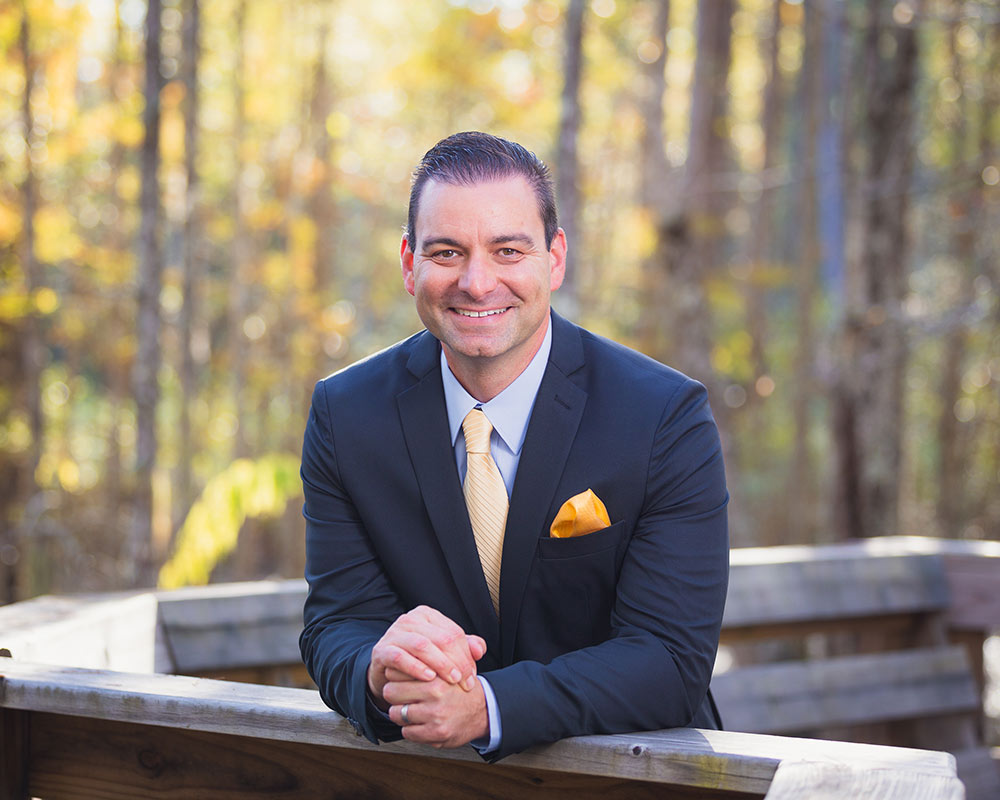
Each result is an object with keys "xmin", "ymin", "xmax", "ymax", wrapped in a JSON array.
[{"xmin": 1, "ymin": 0, "xmax": 998, "ymax": 603}]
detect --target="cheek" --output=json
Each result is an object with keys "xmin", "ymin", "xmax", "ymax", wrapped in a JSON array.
[{"xmin": 413, "ymin": 274, "xmax": 445, "ymax": 306}]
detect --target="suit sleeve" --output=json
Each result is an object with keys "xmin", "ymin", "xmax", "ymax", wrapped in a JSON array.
[
  {"xmin": 298, "ymin": 379, "xmax": 406, "ymax": 744},
  {"xmin": 482, "ymin": 377, "xmax": 729, "ymax": 759}
]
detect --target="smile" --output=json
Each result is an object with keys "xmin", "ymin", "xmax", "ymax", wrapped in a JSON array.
[{"xmin": 454, "ymin": 308, "xmax": 509, "ymax": 318}]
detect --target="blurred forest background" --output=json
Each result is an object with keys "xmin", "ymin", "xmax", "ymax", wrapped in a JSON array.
[{"xmin": 1, "ymin": 0, "xmax": 998, "ymax": 602}]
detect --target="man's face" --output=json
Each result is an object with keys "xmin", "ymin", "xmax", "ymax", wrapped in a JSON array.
[{"xmin": 401, "ymin": 176, "xmax": 566, "ymax": 379}]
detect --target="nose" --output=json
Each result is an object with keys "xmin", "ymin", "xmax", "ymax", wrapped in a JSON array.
[{"xmin": 457, "ymin": 250, "xmax": 498, "ymax": 298}]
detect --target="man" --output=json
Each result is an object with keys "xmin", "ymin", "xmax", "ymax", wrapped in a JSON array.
[{"xmin": 299, "ymin": 131, "xmax": 728, "ymax": 761}]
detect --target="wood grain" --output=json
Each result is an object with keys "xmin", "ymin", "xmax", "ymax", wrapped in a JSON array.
[
  {"xmin": 0, "ymin": 708, "xmax": 29, "ymax": 800},
  {"xmin": 26, "ymin": 712, "xmax": 757, "ymax": 800},
  {"xmin": 762, "ymin": 759, "xmax": 964, "ymax": 800},
  {"xmin": 0, "ymin": 661, "xmax": 961, "ymax": 798},
  {"xmin": 713, "ymin": 646, "xmax": 979, "ymax": 734},
  {"xmin": 724, "ymin": 551, "xmax": 949, "ymax": 629}
]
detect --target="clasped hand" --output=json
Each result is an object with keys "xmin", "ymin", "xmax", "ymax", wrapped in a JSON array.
[{"xmin": 367, "ymin": 605, "xmax": 489, "ymax": 748}]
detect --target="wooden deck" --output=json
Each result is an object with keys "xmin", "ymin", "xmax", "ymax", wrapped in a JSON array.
[{"xmin": 3, "ymin": 535, "xmax": 994, "ymax": 798}]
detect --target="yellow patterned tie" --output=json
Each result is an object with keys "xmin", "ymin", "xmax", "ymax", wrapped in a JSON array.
[{"xmin": 462, "ymin": 408, "xmax": 508, "ymax": 616}]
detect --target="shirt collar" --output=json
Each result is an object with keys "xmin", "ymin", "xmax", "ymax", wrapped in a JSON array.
[{"xmin": 441, "ymin": 317, "xmax": 552, "ymax": 454}]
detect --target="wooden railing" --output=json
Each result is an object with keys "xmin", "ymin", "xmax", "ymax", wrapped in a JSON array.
[
  {"xmin": 4, "ymin": 535, "xmax": 994, "ymax": 799},
  {"xmin": 1, "ymin": 660, "xmax": 963, "ymax": 799}
]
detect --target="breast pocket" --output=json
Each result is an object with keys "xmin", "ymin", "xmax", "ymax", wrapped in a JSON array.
[
  {"xmin": 536, "ymin": 519, "xmax": 627, "ymax": 559},
  {"xmin": 522, "ymin": 520, "xmax": 628, "ymax": 659}
]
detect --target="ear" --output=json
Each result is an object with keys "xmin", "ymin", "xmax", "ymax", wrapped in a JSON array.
[
  {"xmin": 548, "ymin": 227, "xmax": 567, "ymax": 292},
  {"xmin": 400, "ymin": 235, "xmax": 416, "ymax": 296}
]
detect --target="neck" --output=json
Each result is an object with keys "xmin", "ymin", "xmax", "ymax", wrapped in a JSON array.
[
  {"xmin": 443, "ymin": 318, "xmax": 549, "ymax": 403},
  {"xmin": 446, "ymin": 364, "xmax": 516, "ymax": 404}
]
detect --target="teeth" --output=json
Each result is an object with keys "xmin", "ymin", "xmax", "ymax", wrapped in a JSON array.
[{"xmin": 456, "ymin": 308, "xmax": 506, "ymax": 317}]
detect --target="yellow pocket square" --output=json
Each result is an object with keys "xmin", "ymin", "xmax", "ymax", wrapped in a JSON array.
[{"xmin": 550, "ymin": 489, "xmax": 611, "ymax": 538}]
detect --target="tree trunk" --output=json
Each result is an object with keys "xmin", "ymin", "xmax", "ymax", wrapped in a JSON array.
[
  {"xmin": 130, "ymin": 0, "xmax": 163, "ymax": 585},
  {"xmin": 299, "ymin": 12, "xmax": 337, "ymax": 452},
  {"xmin": 819, "ymin": 0, "xmax": 850, "ymax": 542},
  {"xmin": 818, "ymin": 0, "xmax": 847, "ymax": 313},
  {"xmin": 176, "ymin": 0, "xmax": 201, "ymax": 535},
  {"xmin": 636, "ymin": 0, "xmax": 670, "ymax": 358},
  {"xmin": 784, "ymin": 0, "xmax": 822, "ymax": 544},
  {"xmin": 555, "ymin": 0, "xmax": 584, "ymax": 318},
  {"xmin": 667, "ymin": 0, "xmax": 733, "ymax": 384},
  {"xmin": 745, "ymin": 0, "xmax": 781, "ymax": 389},
  {"xmin": 309, "ymin": 17, "xmax": 335, "ymax": 301},
  {"xmin": 229, "ymin": 0, "xmax": 250, "ymax": 460},
  {"xmin": 981, "ymin": 19, "xmax": 1000, "ymax": 534},
  {"xmin": 834, "ymin": 0, "xmax": 920, "ymax": 540},
  {"xmin": 935, "ymin": 4, "xmax": 975, "ymax": 539},
  {"xmin": 104, "ymin": 0, "xmax": 131, "ymax": 562},
  {"xmin": 654, "ymin": 0, "xmax": 736, "ymax": 538},
  {"xmin": 4, "ymin": 1, "xmax": 43, "ymax": 604}
]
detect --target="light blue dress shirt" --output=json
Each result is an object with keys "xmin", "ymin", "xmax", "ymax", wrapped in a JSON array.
[{"xmin": 439, "ymin": 319, "xmax": 552, "ymax": 753}]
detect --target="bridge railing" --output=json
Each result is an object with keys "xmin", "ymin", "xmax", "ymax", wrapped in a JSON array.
[{"xmin": 3, "ymin": 535, "xmax": 987, "ymax": 799}]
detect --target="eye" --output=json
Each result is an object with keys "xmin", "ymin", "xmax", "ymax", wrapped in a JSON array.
[
  {"xmin": 431, "ymin": 249, "xmax": 459, "ymax": 260},
  {"xmin": 498, "ymin": 248, "xmax": 522, "ymax": 258}
]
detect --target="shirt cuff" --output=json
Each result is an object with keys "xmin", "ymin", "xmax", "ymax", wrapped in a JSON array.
[{"xmin": 470, "ymin": 675, "xmax": 501, "ymax": 753}]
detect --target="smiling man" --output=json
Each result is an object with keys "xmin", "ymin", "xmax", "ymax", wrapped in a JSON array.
[{"xmin": 299, "ymin": 132, "xmax": 729, "ymax": 760}]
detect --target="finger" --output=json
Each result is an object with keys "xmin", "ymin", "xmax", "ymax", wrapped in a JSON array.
[
  {"xmin": 407, "ymin": 608, "xmax": 478, "ymax": 664},
  {"xmin": 390, "ymin": 607, "xmax": 480, "ymax": 687},
  {"xmin": 384, "ymin": 666, "xmax": 411, "ymax": 682},
  {"xmin": 401, "ymin": 629, "xmax": 470, "ymax": 684},
  {"xmin": 385, "ymin": 628, "xmax": 472, "ymax": 686},
  {"xmin": 382, "ymin": 676, "xmax": 447, "ymax": 706},
  {"xmin": 409, "ymin": 605, "xmax": 467, "ymax": 636},
  {"xmin": 399, "ymin": 722, "xmax": 439, "ymax": 744},
  {"xmin": 399, "ymin": 722, "xmax": 465, "ymax": 750},
  {"xmin": 466, "ymin": 635, "xmax": 487, "ymax": 661},
  {"xmin": 389, "ymin": 703, "xmax": 418, "ymax": 728},
  {"xmin": 371, "ymin": 642, "xmax": 437, "ymax": 683}
]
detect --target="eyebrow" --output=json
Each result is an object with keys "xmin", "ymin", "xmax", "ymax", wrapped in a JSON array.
[
  {"xmin": 420, "ymin": 233, "xmax": 536, "ymax": 250},
  {"xmin": 420, "ymin": 237, "xmax": 463, "ymax": 250},
  {"xmin": 489, "ymin": 233, "xmax": 535, "ymax": 247}
]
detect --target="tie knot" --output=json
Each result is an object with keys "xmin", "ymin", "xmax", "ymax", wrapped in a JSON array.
[{"xmin": 463, "ymin": 408, "xmax": 493, "ymax": 454}]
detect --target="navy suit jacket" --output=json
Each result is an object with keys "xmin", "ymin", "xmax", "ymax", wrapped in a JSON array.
[{"xmin": 299, "ymin": 312, "xmax": 729, "ymax": 760}]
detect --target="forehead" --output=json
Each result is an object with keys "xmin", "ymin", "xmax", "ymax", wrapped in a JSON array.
[{"xmin": 414, "ymin": 176, "xmax": 544, "ymax": 243}]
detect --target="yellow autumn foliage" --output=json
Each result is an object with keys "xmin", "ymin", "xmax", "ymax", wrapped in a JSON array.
[{"xmin": 158, "ymin": 453, "xmax": 301, "ymax": 589}]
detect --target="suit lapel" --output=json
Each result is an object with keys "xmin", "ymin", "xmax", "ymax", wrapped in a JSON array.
[
  {"xmin": 396, "ymin": 332, "xmax": 500, "ymax": 649},
  {"xmin": 499, "ymin": 314, "xmax": 587, "ymax": 664}
]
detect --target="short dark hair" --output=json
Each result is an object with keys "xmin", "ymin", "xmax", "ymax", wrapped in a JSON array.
[{"xmin": 406, "ymin": 131, "xmax": 558, "ymax": 250}]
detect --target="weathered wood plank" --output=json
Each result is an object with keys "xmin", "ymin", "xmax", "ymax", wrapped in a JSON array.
[
  {"xmin": 194, "ymin": 663, "xmax": 314, "ymax": 689},
  {"xmin": 0, "ymin": 708, "xmax": 29, "ymax": 800},
  {"xmin": 155, "ymin": 580, "xmax": 305, "ymax": 672},
  {"xmin": 712, "ymin": 646, "xmax": 979, "ymax": 734},
  {"xmin": 953, "ymin": 746, "xmax": 1000, "ymax": 800},
  {"xmin": 762, "ymin": 759, "xmax": 965, "ymax": 800},
  {"xmin": 26, "ymin": 712, "xmax": 753, "ymax": 800},
  {"xmin": 0, "ymin": 592, "xmax": 168, "ymax": 673},
  {"xmin": 846, "ymin": 536, "xmax": 1000, "ymax": 632},
  {"xmin": 725, "ymin": 550, "xmax": 949, "ymax": 629},
  {"xmin": 0, "ymin": 661, "xmax": 959, "ymax": 797}
]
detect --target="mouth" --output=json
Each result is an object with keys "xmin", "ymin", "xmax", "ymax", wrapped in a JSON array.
[{"xmin": 453, "ymin": 307, "xmax": 510, "ymax": 318}]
